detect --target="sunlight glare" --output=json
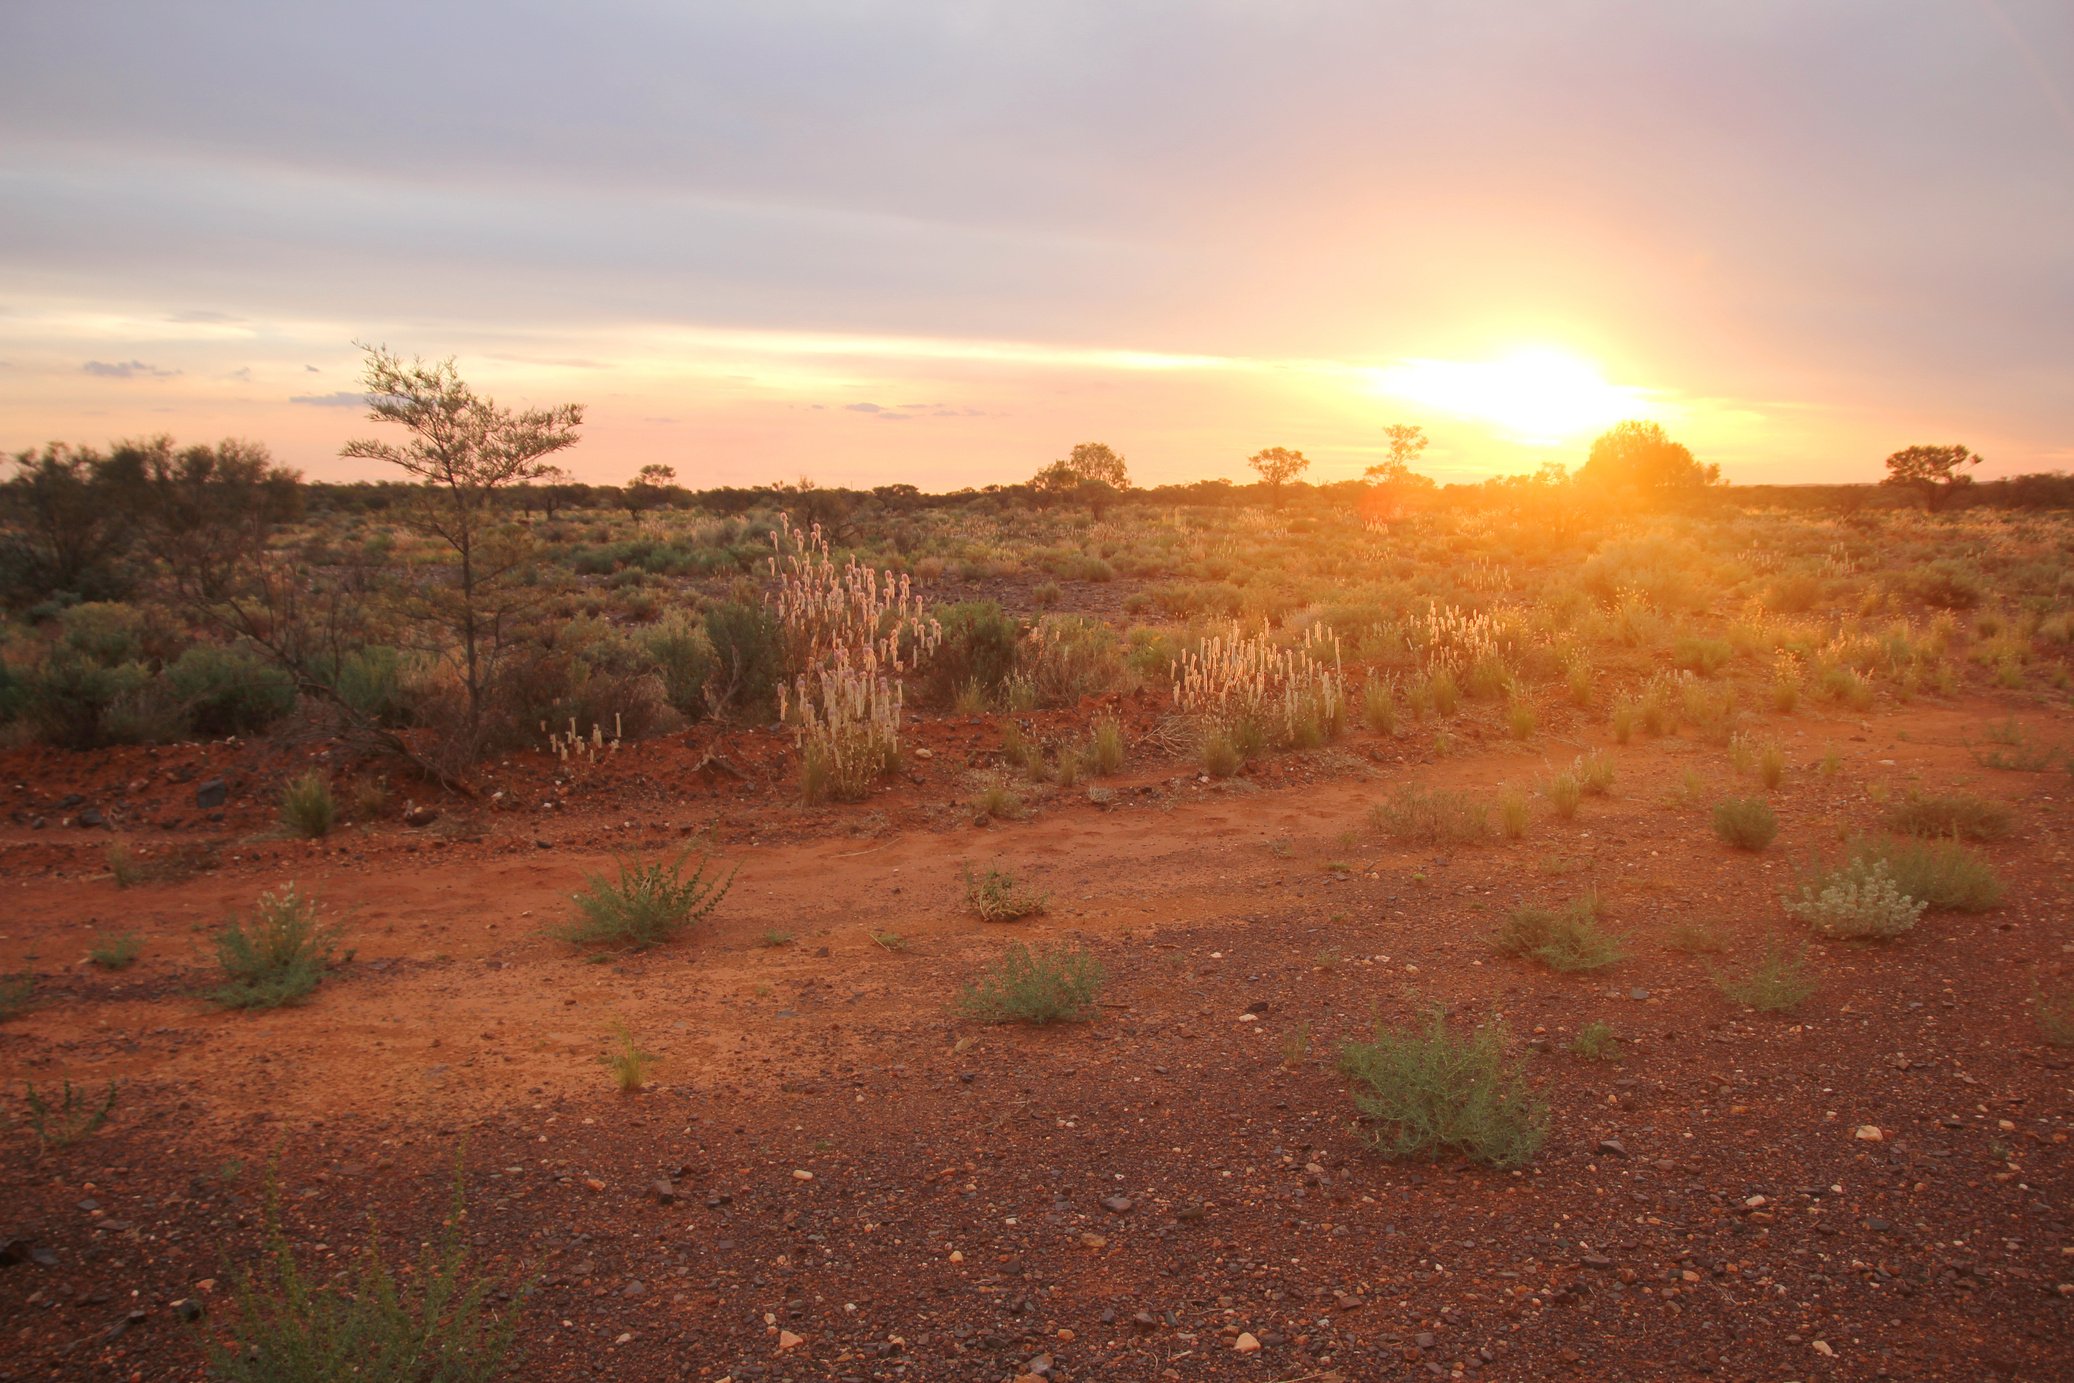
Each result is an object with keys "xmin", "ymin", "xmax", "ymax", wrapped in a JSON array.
[{"xmin": 1367, "ymin": 349, "xmax": 1658, "ymax": 445}]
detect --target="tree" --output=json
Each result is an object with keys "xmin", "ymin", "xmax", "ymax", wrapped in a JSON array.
[
  {"xmin": 1031, "ymin": 443, "xmax": 1129, "ymax": 518},
  {"xmin": 124, "ymin": 436, "xmax": 303, "ymax": 601},
  {"xmin": 0, "ymin": 442, "xmax": 147, "ymax": 602},
  {"xmin": 1059, "ymin": 442, "xmax": 1129, "ymax": 490},
  {"xmin": 624, "ymin": 463, "xmax": 678, "ymax": 515},
  {"xmin": 1247, "ymin": 447, "xmax": 1309, "ymax": 507},
  {"xmin": 1361, "ymin": 424, "xmax": 1436, "ymax": 522},
  {"xmin": 1370, "ymin": 424, "xmax": 1429, "ymax": 479},
  {"xmin": 1882, "ymin": 444, "xmax": 1982, "ymax": 511},
  {"xmin": 340, "ymin": 345, "xmax": 583, "ymax": 741},
  {"xmin": 1578, "ymin": 420, "xmax": 1718, "ymax": 498}
]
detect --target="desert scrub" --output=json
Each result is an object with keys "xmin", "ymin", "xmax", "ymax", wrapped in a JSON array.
[
  {"xmin": 964, "ymin": 864, "xmax": 1049, "ymax": 922},
  {"xmin": 956, "ymin": 942, "xmax": 1106, "ymax": 1025},
  {"xmin": 1200, "ymin": 726, "xmax": 1243, "ymax": 777},
  {"xmin": 560, "ymin": 849, "xmax": 734, "ymax": 950},
  {"xmin": 89, "ymin": 930, "xmax": 142, "ymax": 970},
  {"xmin": 1712, "ymin": 796, "xmax": 1779, "ymax": 851},
  {"xmin": 600, "ymin": 1023, "xmax": 654, "ymax": 1092},
  {"xmin": 211, "ymin": 885, "xmax": 344, "ymax": 1010},
  {"xmin": 278, "ymin": 771, "xmax": 336, "ymax": 839},
  {"xmin": 1848, "ymin": 835, "xmax": 2002, "ymax": 912},
  {"xmin": 1756, "ymin": 740, "xmax": 1786, "ymax": 789},
  {"xmin": 24, "ymin": 1079, "xmax": 117, "ymax": 1153},
  {"xmin": 2034, "ymin": 985, "xmax": 2074, "ymax": 1048},
  {"xmin": 0, "ymin": 973, "xmax": 34, "ymax": 1022},
  {"xmin": 972, "ymin": 778, "xmax": 1026, "ymax": 820},
  {"xmin": 1497, "ymin": 788, "xmax": 1529, "ymax": 840},
  {"xmin": 1785, "ymin": 858, "xmax": 1924, "ymax": 941},
  {"xmin": 1882, "ymin": 792, "xmax": 2012, "ymax": 842},
  {"xmin": 1090, "ymin": 716, "xmax": 1126, "ymax": 774},
  {"xmin": 1544, "ymin": 771, "xmax": 1582, "ymax": 821},
  {"xmin": 1493, "ymin": 896, "xmax": 1625, "ymax": 972},
  {"xmin": 1337, "ymin": 1009, "xmax": 1547, "ymax": 1170},
  {"xmin": 1569, "ymin": 1021, "xmax": 1619, "ymax": 1061},
  {"xmin": 1505, "ymin": 698, "xmax": 1537, "ymax": 740},
  {"xmin": 1713, "ymin": 938, "xmax": 1817, "ymax": 1012},
  {"xmin": 1663, "ymin": 921, "xmax": 1730, "ymax": 954},
  {"xmin": 1575, "ymin": 750, "xmax": 1616, "ymax": 795},
  {"xmin": 1370, "ymin": 785, "xmax": 1489, "ymax": 844},
  {"xmin": 205, "ymin": 1165, "xmax": 522, "ymax": 1383},
  {"xmin": 1360, "ymin": 677, "xmax": 1397, "ymax": 734}
]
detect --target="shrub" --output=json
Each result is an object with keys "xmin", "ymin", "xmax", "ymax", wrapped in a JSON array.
[
  {"xmin": 332, "ymin": 644, "xmax": 411, "ymax": 726},
  {"xmin": 2035, "ymin": 986, "xmax": 2074, "ymax": 1048},
  {"xmin": 205, "ymin": 1166, "xmax": 521, "ymax": 1383},
  {"xmin": 23, "ymin": 1079, "xmax": 117, "ymax": 1152},
  {"xmin": 1848, "ymin": 835, "xmax": 2002, "ymax": 912},
  {"xmin": 956, "ymin": 942, "xmax": 1105, "ymax": 1025},
  {"xmin": 1712, "ymin": 796, "xmax": 1779, "ymax": 850},
  {"xmin": 21, "ymin": 645, "xmax": 152, "ymax": 748},
  {"xmin": 1545, "ymin": 772, "xmax": 1582, "ymax": 821},
  {"xmin": 600, "ymin": 1023, "xmax": 654, "ymax": 1092},
  {"xmin": 1785, "ymin": 858, "xmax": 1924, "ymax": 940},
  {"xmin": 1672, "ymin": 636, "xmax": 1734, "ymax": 676},
  {"xmin": 1569, "ymin": 1021, "xmax": 1619, "ymax": 1060},
  {"xmin": 1020, "ymin": 615, "xmax": 1126, "ymax": 707},
  {"xmin": 1493, "ymin": 897, "xmax": 1626, "ymax": 972},
  {"xmin": 1498, "ymin": 788, "xmax": 1529, "ymax": 840},
  {"xmin": 279, "ymin": 772, "xmax": 336, "ymax": 839},
  {"xmin": 560, "ymin": 850, "xmax": 735, "ymax": 950},
  {"xmin": 1505, "ymin": 698, "xmax": 1537, "ymax": 740},
  {"xmin": 1663, "ymin": 921, "xmax": 1730, "ymax": 954},
  {"xmin": 1714, "ymin": 938, "xmax": 1817, "ymax": 1012},
  {"xmin": 0, "ymin": 973, "xmax": 34, "ymax": 1022},
  {"xmin": 924, "ymin": 602, "xmax": 1020, "ymax": 707},
  {"xmin": 1361, "ymin": 677, "xmax": 1396, "ymax": 734},
  {"xmin": 973, "ymin": 778, "xmax": 1025, "ymax": 820},
  {"xmin": 1757, "ymin": 741, "xmax": 1786, "ymax": 789},
  {"xmin": 211, "ymin": 885, "xmax": 343, "ymax": 1009},
  {"xmin": 1371, "ymin": 786, "xmax": 1489, "ymax": 844},
  {"xmin": 166, "ymin": 643, "xmax": 298, "ymax": 736},
  {"xmin": 1090, "ymin": 716, "xmax": 1126, "ymax": 774},
  {"xmin": 1882, "ymin": 792, "xmax": 2012, "ymax": 842},
  {"xmin": 89, "ymin": 930, "xmax": 142, "ymax": 970},
  {"xmin": 643, "ymin": 617, "xmax": 715, "ymax": 721},
  {"xmin": 964, "ymin": 864, "xmax": 1049, "ymax": 922},
  {"xmin": 1576, "ymin": 750, "xmax": 1616, "ymax": 795},
  {"xmin": 1336, "ymin": 1009, "xmax": 1547, "ymax": 1170},
  {"xmin": 1200, "ymin": 728, "xmax": 1243, "ymax": 778},
  {"xmin": 703, "ymin": 601, "xmax": 784, "ymax": 716}
]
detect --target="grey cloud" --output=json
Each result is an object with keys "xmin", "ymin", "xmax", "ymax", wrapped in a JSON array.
[
  {"xmin": 289, "ymin": 390, "xmax": 368, "ymax": 407},
  {"xmin": 82, "ymin": 359, "xmax": 177, "ymax": 378},
  {"xmin": 845, "ymin": 402, "xmax": 885, "ymax": 413}
]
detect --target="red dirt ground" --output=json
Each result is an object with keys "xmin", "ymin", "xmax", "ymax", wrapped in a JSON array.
[{"xmin": 1, "ymin": 695, "xmax": 2069, "ymax": 1381}]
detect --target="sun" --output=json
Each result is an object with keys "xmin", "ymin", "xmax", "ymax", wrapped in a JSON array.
[{"xmin": 1365, "ymin": 348, "xmax": 1656, "ymax": 445}]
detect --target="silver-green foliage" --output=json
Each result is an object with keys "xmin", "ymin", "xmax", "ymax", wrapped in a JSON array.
[{"xmin": 1785, "ymin": 858, "xmax": 1925, "ymax": 940}]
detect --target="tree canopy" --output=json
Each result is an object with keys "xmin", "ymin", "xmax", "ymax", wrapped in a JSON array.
[{"xmin": 1578, "ymin": 420, "xmax": 1718, "ymax": 496}]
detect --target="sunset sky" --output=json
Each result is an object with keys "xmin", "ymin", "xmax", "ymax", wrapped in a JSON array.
[{"xmin": 2, "ymin": 2, "xmax": 2069, "ymax": 489}]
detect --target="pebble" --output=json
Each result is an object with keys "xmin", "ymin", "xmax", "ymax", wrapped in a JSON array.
[
  {"xmin": 1101, "ymin": 1195, "xmax": 1135, "ymax": 1214},
  {"xmin": 1233, "ymin": 1332, "xmax": 1261, "ymax": 1353},
  {"xmin": 1854, "ymin": 1125, "xmax": 1884, "ymax": 1142},
  {"xmin": 792, "ymin": 1170, "xmax": 815, "ymax": 1181},
  {"xmin": 777, "ymin": 1330, "xmax": 804, "ymax": 1351}
]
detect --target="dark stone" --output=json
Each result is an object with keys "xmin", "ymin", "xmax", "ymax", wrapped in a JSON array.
[
  {"xmin": 58, "ymin": 793, "xmax": 86, "ymax": 809},
  {"xmin": 652, "ymin": 1179, "xmax": 677, "ymax": 1205},
  {"xmin": 78, "ymin": 807, "xmax": 105, "ymax": 828},
  {"xmin": 195, "ymin": 779, "xmax": 228, "ymax": 809}
]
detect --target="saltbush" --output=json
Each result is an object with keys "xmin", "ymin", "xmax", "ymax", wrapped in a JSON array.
[
  {"xmin": 956, "ymin": 943, "xmax": 1105, "ymax": 1025},
  {"xmin": 1785, "ymin": 858, "xmax": 1924, "ymax": 940},
  {"xmin": 1337, "ymin": 1010, "xmax": 1547, "ymax": 1169}
]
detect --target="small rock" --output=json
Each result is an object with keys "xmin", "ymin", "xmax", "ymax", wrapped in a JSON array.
[
  {"xmin": 173, "ymin": 1299, "xmax": 203, "ymax": 1322},
  {"xmin": 792, "ymin": 1169, "xmax": 814, "ymax": 1182},
  {"xmin": 78, "ymin": 807, "xmax": 106, "ymax": 828},
  {"xmin": 652, "ymin": 1179, "xmax": 677, "ymax": 1204},
  {"xmin": 1100, "ymin": 1195, "xmax": 1134, "ymax": 1214},
  {"xmin": 1812, "ymin": 1340, "xmax": 1836, "ymax": 1358},
  {"xmin": 777, "ymin": 1329, "xmax": 803, "ymax": 1351},
  {"xmin": 195, "ymin": 779, "xmax": 228, "ymax": 809},
  {"xmin": 1596, "ymin": 1139, "xmax": 1628, "ymax": 1158},
  {"xmin": 620, "ymin": 1280, "xmax": 645, "ymax": 1298},
  {"xmin": 1854, "ymin": 1125, "xmax": 1883, "ymax": 1142},
  {"xmin": 913, "ymin": 747, "xmax": 934, "ymax": 760},
  {"xmin": 1233, "ymin": 1332, "xmax": 1261, "ymax": 1354},
  {"xmin": 1581, "ymin": 1253, "xmax": 1614, "ymax": 1270}
]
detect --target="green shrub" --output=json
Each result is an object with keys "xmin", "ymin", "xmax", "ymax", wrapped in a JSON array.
[
  {"xmin": 1337, "ymin": 1009, "xmax": 1547, "ymax": 1169},
  {"xmin": 205, "ymin": 1166, "xmax": 522, "ymax": 1383},
  {"xmin": 89, "ymin": 930, "xmax": 142, "ymax": 970},
  {"xmin": 1672, "ymin": 636, "xmax": 1734, "ymax": 676},
  {"xmin": 1712, "ymin": 796, "xmax": 1779, "ymax": 850},
  {"xmin": 23, "ymin": 1079, "xmax": 117, "ymax": 1152},
  {"xmin": 956, "ymin": 942, "xmax": 1105, "ymax": 1025},
  {"xmin": 279, "ymin": 772, "xmax": 336, "ymax": 839},
  {"xmin": 1848, "ymin": 835, "xmax": 2002, "ymax": 912},
  {"xmin": 332, "ymin": 645, "xmax": 411, "ymax": 726},
  {"xmin": 1663, "ymin": 921, "xmax": 1730, "ymax": 954},
  {"xmin": 964, "ymin": 864, "xmax": 1049, "ymax": 922},
  {"xmin": 1714, "ymin": 938, "xmax": 1817, "ymax": 1012},
  {"xmin": 600, "ymin": 1022, "xmax": 654, "ymax": 1092},
  {"xmin": 21, "ymin": 645, "xmax": 151, "ymax": 748},
  {"xmin": 1785, "ymin": 858, "xmax": 1924, "ymax": 940},
  {"xmin": 924, "ymin": 602, "xmax": 1020, "ymax": 707},
  {"xmin": 1019, "ymin": 615, "xmax": 1125, "ymax": 706},
  {"xmin": 642, "ymin": 617, "xmax": 715, "ymax": 721},
  {"xmin": 560, "ymin": 850, "xmax": 735, "ymax": 950},
  {"xmin": 1493, "ymin": 896, "xmax": 1625, "ymax": 972},
  {"xmin": 1569, "ymin": 1021, "xmax": 1619, "ymax": 1060},
  {"xmin": 1361, "ymin": 677, "xmax": 1396, "ymax": 734},
  {"xmin": 702, "ymin": 601, "xmax": 784, "ymax": 716},
  {"xmin": 166, "ymin": 643, "xmax": 298, "ymax": 736},
  {"xmin": 1200, "ymin": 727, "xmax": 1243, "ymax": 777},
  {"xmin": 1882, "ymin": 792, "xmax": 2012, "ymax": 842},
  {"xmin": 0, "ymin": 973, "xmax": 33, "ymax": 1022},
  {"xmin": 211, "ymin": 885, "xmax": 343, "ymax": 1009},
  {"xmin": 1371, "ymin": 786, "xmax": 1489, "ymax": 844},
  {"xmin": 1090, "ymin": 716, "xmax": 1126, "ymax": 774}
]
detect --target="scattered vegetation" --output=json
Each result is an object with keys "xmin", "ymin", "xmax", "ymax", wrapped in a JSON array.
[
  {"xmin": 1714, "ymin": 938, "xmax": 1818, "ymax": 1012},
  {"xmin": 1785, "ymin": 858, "xmax": 1926, "ymax": 941},
  {"xmin": 22, "ymin": 1079, "xmax": 117, "ymax": 1153},
  {"xmin": 1493, "ymin": 896, "xmax": 1626, "ymax": 972},
  {"xmin": 1882, "ymin": 792, "xmax": 2012, "ymax": 841},
  {"xmin": 1337, "ymin": 1009, "xmax": 1548, "ymax": 1170},
  {"xmin": 956, "ymin": 942, "xmax": 1106, "ymax": 1025},
  {"xmin": 600, "ymin": 1023, "xmax": 655, "ymax": 1092},
  {"xmin": 204, "ymin": 1165, "xmax": 523, "ymax": 1383},
  {"xmin": 1370, "ymin": 785, "xmax": 1489, "ymax": 844},
  {"xmin": 89, "ymin": 930, "xmax": 142, "ymax": 970},
  {"xmin": 278, "ymin": 771, "xmax": 337, "ymax": 839},
  {"xmin": 1848, "ymin": 834, "xmax": 2003, "ymax": 912},
  {"xmin": 559, "ymin": 849, "xmax": 735, "ymax": 950},
  {"xmin": 1569, "ymin": 1021, "xmax": 1619, "ymax": 1061},
  {"xmin": 211, "ymin": 885, "xmax": 344, "ymax": 1010},
  {"xmin": 1712, "ymin": 796, "xmax": 1779, "ymax": 851},
  {"xmin": 963, "ymin": 864, "xmax": 1050, "ymax": 922},
  {"xmin": 0, "ymin": 973, "xmax": 33, "ymax": 1022}
]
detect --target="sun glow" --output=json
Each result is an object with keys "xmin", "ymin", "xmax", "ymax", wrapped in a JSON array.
[{"xmin": 1367, "ymin": 348, "xmax": 1660, "ymax": 445}]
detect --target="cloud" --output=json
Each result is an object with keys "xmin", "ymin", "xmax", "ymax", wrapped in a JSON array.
[
  {"xmin": 844, "ymin": 402, "xmax": 912, "ymax": 420},
  {"xmin": 228, "ymin": 365, "xmax": 252, "ymax": 380},
  {"xmin": 168, "ymin": 308, "xmax": 240, "ymax": 323},
  {"xmin": 305, "ymin": 364, "xmax": 320, "ymax": 373},
  {"xmin": 82, "ymin": 359, "xmax": 177, "ymax": 379},
  {"xmin": 844, "ymin": 402, "xmax": 885, "ymax": 413},
  {"xmin": 289, "ymin": 390, "xmax": 368, "ymax": 407}
]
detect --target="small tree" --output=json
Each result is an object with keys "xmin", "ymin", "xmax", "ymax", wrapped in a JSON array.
[
  {"xmin": 1578, "ymin": 420, "xmax": 1718, "ymax": 499},
  {"xmin": 340, "ymin": 346, "xmax": 583, "ymax": 742},
  {"xmin": 0, "ymin": 442, "xmax": 147, "ymax": 602},
  {"xmin": 1362, "ymin": 424, "xmax": 1435, "ymax": 522},
  {"xmin": 624, "ymin": 463, "xmax": 678, "ymax": 515},
  {"xmin": 1059, "ymin": 442, "xmax": 1129, "ymax": 490},
  {"xmin": 1372, "ymin": 423, "xmax": 1429, "ymax": 477},
  {"xmin": 1031, "ymin": 443, "xmax": 1128, "ymax": 517},
  {"xmin": 1882, "ymin": 444, "xmax": 1981, "ymax": 511},
  {"xmin": 1247, "ymin": 446, "xmax": 1309, "ymax": 507}
]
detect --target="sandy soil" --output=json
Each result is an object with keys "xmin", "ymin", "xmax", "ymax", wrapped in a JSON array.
[{"xmin": 1, "ymin": 695, "xmax": 2069, "ymax": 1381}]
